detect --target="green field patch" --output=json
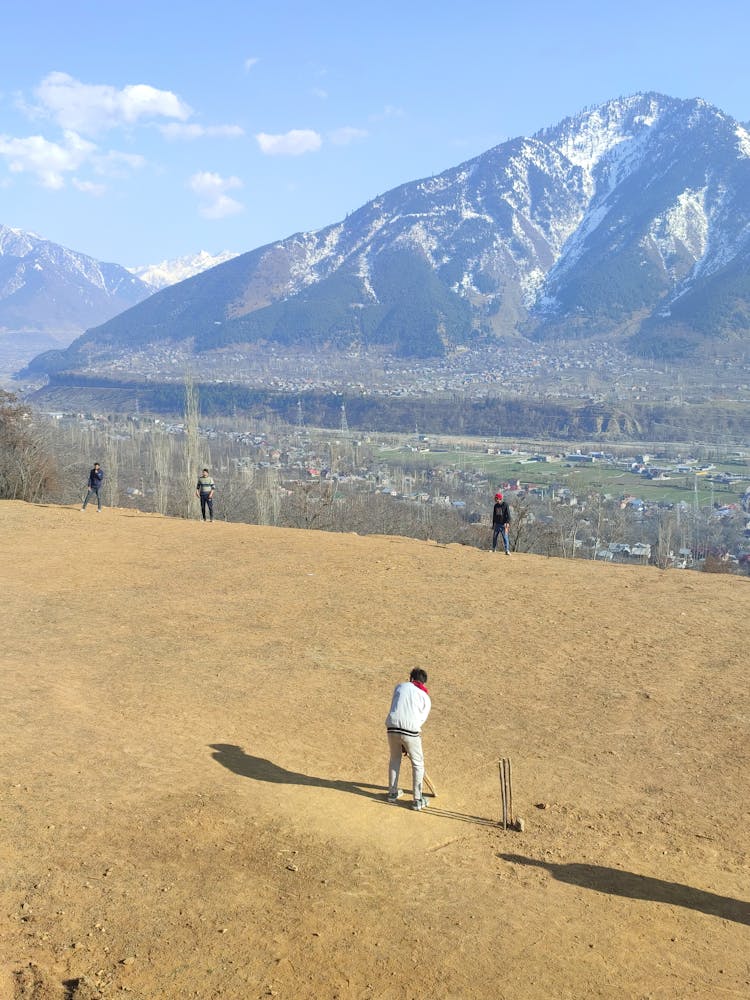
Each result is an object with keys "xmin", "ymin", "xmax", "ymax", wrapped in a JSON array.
[{"xmin": 377, "ymin": 446, "xmax": 749, "ymax": 506}]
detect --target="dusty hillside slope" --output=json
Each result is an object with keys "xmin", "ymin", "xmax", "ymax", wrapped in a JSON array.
[{"xmin": 0, "ymin": 500, "xmax": 748, "ymax": 1000}]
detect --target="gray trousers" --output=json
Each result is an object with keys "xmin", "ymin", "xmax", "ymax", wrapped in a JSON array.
[
  {"xmin": 388, "ymin": 730, "xmax": 424, "ymax": 800},
  {"xmin": 82, "ymin": 487, "xmax": 101, "ymax": 510}
]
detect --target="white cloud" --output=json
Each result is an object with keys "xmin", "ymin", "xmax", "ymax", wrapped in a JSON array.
[
  {"xmin": 244, "ymin": 57, "xmax": 259, "ymax": 72},
  {"xmin": 188, "ymin": 171, "xmax": 242, "ymax": 198},
  {"xmin": 255, "ymin": 129, "xmax": 322, "ymax": 156},
  {"xmin": 200, "ymin": 194, "xmax": 245, "ymax": 219},
  {"xmin": 312, "ymin": 88, "xmax": 329, "ymax": 100},
  {"xmin": 33, "ymin": 71, "xmax": 192, "ymax": 135},
  {"xmin": 161, "ymin": 122, "xmax": 245, "ymax": 140},
  {"xmin": 91, "ymin": 150, "xmax": 146, "ymax": 177},
  {"xmin": 0, "ymin": 129, "xmax": 95, "ymax": 188},
  {"xmin": 0, "ymin": 125, "xmax": 146, "ymax": 190},
  {"xmin": 72, "ymin": 178, "xmax": 107, "ymax": 196},
  {"xmin": 328, "ymin": 126, "xmax": 368, "ymax": 146},
  {"xmin": 188, "ymin": 171, "xmax": 244, "ymax": 219}
]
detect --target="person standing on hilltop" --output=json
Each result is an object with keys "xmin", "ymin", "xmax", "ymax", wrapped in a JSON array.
[
  {"xmin": 492, "ymin": 491, "xmax": 511, "ymax": 554},
  {"xmin": 81, "ymin": 462, "xmax": 104, "ymax": 512},
  {"xmin": 195, "ymin": 468, "xmax": 215, "ymax": 522},
  {"xmin": 386, "ymin": 668, "xmax": 432, "ymax": 811}
]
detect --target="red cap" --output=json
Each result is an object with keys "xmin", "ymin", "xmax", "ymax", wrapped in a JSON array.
[{"xmin": 495, "ymin": 493, "xmax": 503, "ymax": 500}]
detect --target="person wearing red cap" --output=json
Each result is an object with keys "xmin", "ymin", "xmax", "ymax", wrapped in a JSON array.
[
  {"xmin": 385, "ymin": 668, "xmax": 432, "ymax": 811},
  {"xmin": 492, "ymin": 492, "xmax": 511, "ymax": 554}
]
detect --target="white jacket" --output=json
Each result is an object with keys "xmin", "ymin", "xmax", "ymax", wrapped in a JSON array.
[{"xmin": 385, "ymin": 681, "xmax": 431, "ymax": 736}]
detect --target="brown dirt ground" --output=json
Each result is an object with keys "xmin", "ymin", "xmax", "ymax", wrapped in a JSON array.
[{"xmin": 0, "ymin": 499, "xmax": 748, "ymax": 1000}]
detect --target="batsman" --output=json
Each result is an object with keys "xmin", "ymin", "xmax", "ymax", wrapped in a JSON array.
[{"xmin": 385, "ymin": 668, "xmax": 432, "ymax": 811}]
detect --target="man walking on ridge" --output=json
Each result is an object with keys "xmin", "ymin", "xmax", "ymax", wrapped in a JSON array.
[
  {"xmin": 81, "ymin": 462, "xmax": 104, "ymax": 512},
  {"xmin": 195, "ymin": 468, "xmax": 215, "ymax": 521},
  {"xmin": 386, "ymin": 668, "xmax": 432, "ymax": 811},
  {"xmin": 492, "ymin": 491, "xmax": 511, "ymax": 554}
]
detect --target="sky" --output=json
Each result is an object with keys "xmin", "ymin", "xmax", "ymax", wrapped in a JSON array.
[{"xmin": 1, "ymin": 0, "xmax": 748, "ymax": 268}]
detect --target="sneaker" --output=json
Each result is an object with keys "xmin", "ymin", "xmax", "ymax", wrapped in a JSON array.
[
  {"xmin": 412, "ymin": 797, "xmax": 429, "ymax": 811},
  {"xmin": 387, "ymin": 790, "xmax": 404, "ymax": 802}
]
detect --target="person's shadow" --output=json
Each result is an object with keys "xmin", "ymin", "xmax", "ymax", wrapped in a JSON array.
[
  {"xmin": 209, "ymin": 743, "xmax": 385, "ymax": 800},
  {"xmin": 500, "ymin": 854, "xmax": 750, "ymax": 926},
  {"xmin": 210, "ymin": 744, "xmax": 500, "ymax": 826}
]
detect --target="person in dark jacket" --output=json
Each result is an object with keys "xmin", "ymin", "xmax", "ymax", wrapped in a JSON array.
[
  {"xmin": 81, "ymin": 463, "xmax": 104, "ymax": 512},
  {"xmin": 492, "ymin": 492, "xmax": 511, "ymax": 554}
]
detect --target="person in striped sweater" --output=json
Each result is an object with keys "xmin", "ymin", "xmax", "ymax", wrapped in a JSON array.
[{"xmin": 195, "ymin": 468, "xmax": 215, "ymax": 522}]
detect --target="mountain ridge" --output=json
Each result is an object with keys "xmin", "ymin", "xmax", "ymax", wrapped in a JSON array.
[
  {"xmin": 0, "ymin": 224, "xmax": 152, "ymax": 344},
  {"xmin": 24, "ymin": 91, "xmax": 750, "ymax": 375}
]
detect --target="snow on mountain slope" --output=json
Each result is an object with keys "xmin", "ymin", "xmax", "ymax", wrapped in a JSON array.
[{"xmin": 647, "ymin": 188, "xmax": 709, "ymax": 282}]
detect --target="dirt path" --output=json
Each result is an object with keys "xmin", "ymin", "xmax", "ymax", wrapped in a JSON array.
[{"xmin": 1, "ymin": 500, "xmax": 748, "ymax": 999}]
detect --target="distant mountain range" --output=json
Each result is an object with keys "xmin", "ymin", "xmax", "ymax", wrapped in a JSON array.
[
  {"xmin": 0, "ymin": 232, "xmax": 237, "ymax": 372},
  {"xmin": 0, "ymin": 225, "xmax": 151, "ymax": 347},
  {"xmin": 23, "ymin": 92, "xmax": 750, "ymax": 376},
  {"xmin": 127, "ymin": 250, "xmax": 239, "ymax": 291}
]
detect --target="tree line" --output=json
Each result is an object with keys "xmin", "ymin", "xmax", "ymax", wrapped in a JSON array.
[
  {"xmin": 38, "ymin": 373, "xmax": 750, "ymax": 444},
  {"xmin": 3, "ymin": 387, "xmax": 748, "ymax": 575}
]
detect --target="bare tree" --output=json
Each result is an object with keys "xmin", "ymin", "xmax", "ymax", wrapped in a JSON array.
[
  {"xmin": 182, "ymin": 373, "xmax": 201, "ymax": 519},
  {"xmin": 148, "ymin": 427, "xmax": 172, "ymax": 515},
  {"xmin": 655, "ymin": 511, "xmax": 676, "ymax": 569},
  {"xmin": 103, "ymin": 434, "xmax": 120, "ymax": 508},
  {"xmin": 220, "ymin": 461, "xmax": 259, "ymax": 524},
  {"xmin": 0, "ymin": 391, "xmax": 59, "ymax": 502},
  {"xmin": 508, "ymin": 496, "xmax": 534, "ymax": 553},
  {"xmin": 282, "ymin": 479, "xmax": 336, "ymax": 530},
  {"xmin": 256, "ymin": 468, "xmax": 282, "ymax": 526}
]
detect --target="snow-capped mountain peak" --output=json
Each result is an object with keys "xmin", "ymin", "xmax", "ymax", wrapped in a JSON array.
[
  {"xmin": 0, "ymin": 225, "xmax": 43, "ymax": 257},
  {"xmin": 128, "ymin": 250, "xmax": 239, "ymax": 290},
  {"xmin": 537, "ymin": 93, "xmax": 667, "ymax": 177}
]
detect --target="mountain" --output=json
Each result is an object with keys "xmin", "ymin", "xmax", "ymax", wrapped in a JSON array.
[
  {"xmin": 531, "ymin": 95, "xmax": 750, "ymax": 357},
  {"xmin": 0, "ymin": 226, "xmax": 152, "ymax": 347},
  {"xmin": 25, "ymin": 93, "xmax": 750, "ymax": 375},
  {"xmin": 128, "ymin": 250, "xmax": 239, "ymax": 290}
]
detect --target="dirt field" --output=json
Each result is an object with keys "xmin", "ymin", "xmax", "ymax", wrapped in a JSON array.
[{"xmin": 1, "ymin": 499, "xmax": 748, "ymax": 999}]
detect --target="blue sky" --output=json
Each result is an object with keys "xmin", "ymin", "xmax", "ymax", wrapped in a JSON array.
[{"xmin": 1, "ymin": 0, "xmax": 748, "ymax": 267}]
